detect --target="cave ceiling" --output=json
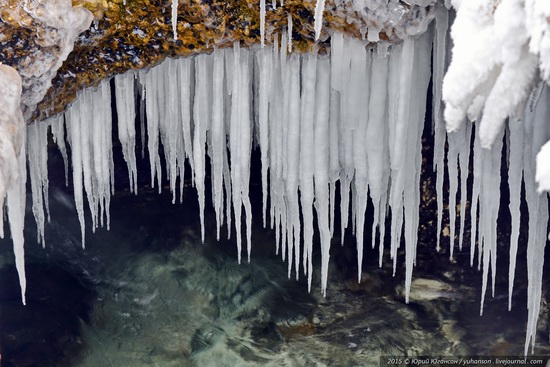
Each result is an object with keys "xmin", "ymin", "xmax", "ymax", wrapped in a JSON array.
[{"xmin": 0, "ymin": 0, "xmax": 439, "ymax": 123}]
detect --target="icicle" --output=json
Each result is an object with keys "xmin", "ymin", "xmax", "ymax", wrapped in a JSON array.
[
  {"xmin": 338, "ymin": 36, "xmax": 356, "ymax": 245},
  {"xmin": 115, "ymin": 71, "xmax": 138, "ymax": 194},
  {"xmin": 137, "ymin": 73, "xmax": 147, "ymax": 160},
  {"xmin": 350, "ymin": 44, "xmax": 370, "ymax": 282},
  {"xmin": 211, "ymin": 49, "xmax": 226, "ymax": 240},
  {"xmin": 27, "ymin": 122, "xmax": 50, "ymax": 247},
  {"xmin": 141, "ymin": 67, "xmax": 162, "ymax": 191},
  {"xmin": 240, "ymin": 50, "xmax": 253, "ymax": 263},
  {"xmin": 256, "ymin": 46, "xmax": 272, "ymax": 228},
  {"xmin": 171, "ymin": 0, "xmax": 178, "ymax": 40},
  {"xmin": 403, "ymin": 30, "xmax": 432, "ymax": 303},
  {"xmin": 287, "ymin": 13, "xmax": 293, "ymax": 53},
  {"xmin": 50, "ymin": 115, "xmax": 69, "ymax": 186},
  {"xmin": 229, "ymin": 43, "xmax": 254, "ymax": 262},
  {"xmin": 260, "ymin": 0, "xmax": 266, "ymax": 48},
  {"xmin": 478, "ymin": 128, "xmax": 504, "ymax": 315},
  {"xmin": 470, "ymin": 127, "xmax": 482, "ymax": 268},
  {"xmin": 366, "ymin": 48, "xmax": 390, "ymax": 266},
  {"xmin": 458, "ymin": 121, "xmax": 473, "ymax": 251},
  {"xmin": 193, "ymin": 55, "xmax": 210, "ymax": 243},
  {"xmin": 283, "ymin": 54, "xmax": 301, "ymax": 274},
  {"xmin": 300, "ymin": 50, "xmax": 318, "ymax": 284},
  {"xmin": 522, "ymin": 87, "xmax": 549, "ymax": 354},
  {"xmin": 447, "ymin": 132, "xmax": 459, "ymax": 258},
  {"xmin": 328, "ymin": 88, "xmax": 340, "ymax": 237},
  {"xmin": 313, "ymin": 0, "xmax": 325, "ymax": 41},
  {"xmin": 330, "ymin": 32, "xmax": 344, "ymax": 92},
  {"xmin": 229, "ymin": 43, "xmax": 243, "ymax": 262},
  {"xmin": 65, "ymin": 100, "xmax": 86, "ymax": 248},
  {"xmin": 313, "ymin": 56, "xmax": 331, "ymax": 292},
  {"xmin": 386, "ymin": 40, "xmax": 406, "ymax": 273},
  {"xmin": 178, "ymin": 58, "xmax": 194, "ymax": 176},
  {"xmin": 7, "ymin": 138, "xmax": 27, "ymax": 305},
  {"xmin": 269, "ymin": 36, "xmax": 286, "ymax": 256},
  {"xmin": 432, "ymin": 5, "xmax": 448, "ymax": 253},
  {"xmin": 0, "ymin": 65, "xmax": 26, "ymax": 304},
  {"xmin": 94, "ymin": 80, "xmax": 114, "ymax": 230},
  {"xmin": 161, "ymin": 59, "xmax": 184, "ymax": 204},
  {"xmin": 328, "ymin": 34, "xmax": 343, "ymax": 237},
  {"xmin": 507, "ymin": 117, "xmax": 524, "ymax": 311}
]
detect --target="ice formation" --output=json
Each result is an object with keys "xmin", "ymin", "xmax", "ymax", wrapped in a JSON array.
[
  {"xmin": 65, "ymin": 80, "xmax": 114, "ymax": 248},
  {"xmin": 1, "ymin": 0, "xmax": 549, "ymax": 357},
  {"xmin": 35, "ymin": 23, "xmax": 435, "ymax": 299},
  {"xmin": 314, "ymin": 0, "xmax": 326, "ymax": 41},
  {"xmin": 442, "ymin": 0, "xmax": 550, "ymax": 353},
  {"xmin": 172, "ymin": 0, "xmax": 178, "ymax": 40},
  {"xmin": 0, "ymin": 65, "xmax": 27, "ymax": 305}
]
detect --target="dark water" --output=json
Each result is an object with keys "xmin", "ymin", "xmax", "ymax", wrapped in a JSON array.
[{"xmin": 0, "ymin": 143, "xmax": 549, "ymax": 367}]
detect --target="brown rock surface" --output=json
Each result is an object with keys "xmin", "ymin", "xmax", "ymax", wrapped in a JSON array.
[{"xmin": 0, "ymin": 0, "xmax": 439, "ymax": 122}]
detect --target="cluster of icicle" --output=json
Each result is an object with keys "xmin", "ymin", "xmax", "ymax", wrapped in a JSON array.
[
  {"xmin": 440, "ymin": 0, "xmax": 550, "ymax": 354},
  {"xmin": 20, "ymin": 9, "xmax": 546, "ymax": 356}
]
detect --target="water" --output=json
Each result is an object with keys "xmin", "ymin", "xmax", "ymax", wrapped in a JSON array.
[{"xmin": 0, "ymin": 154, "xmax": 549, "ymax": 367}]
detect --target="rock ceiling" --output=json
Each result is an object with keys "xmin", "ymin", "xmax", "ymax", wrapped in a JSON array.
[{"xmin": 0, "ymin": 0, "xmax": 439, "ymax": 123}]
